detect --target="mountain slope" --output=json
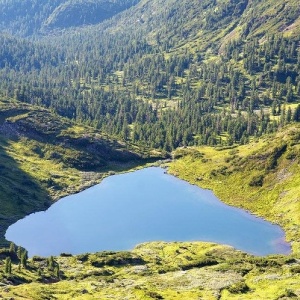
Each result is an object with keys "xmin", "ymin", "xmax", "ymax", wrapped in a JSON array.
[
  {"xmin": 0, "ymin": 97, "xmax": 158, "ymax": 247},
  {"xmin": 169, "ymin": 124, "xmax": 300, "ymax": 253},
  {"xmin": 0, "ymin": 1, "xmax": 299, "ymax": 297},
  {"xmin": 0, "ymin": 0, "xmax": 298, "ymax": 152},
  {"xmin": 0, "ymin": 0, "xmax": 140, "ymax": 36},
  {"xmin": 95, "ymin": 0, "xmax": 300, "ymax": 51},
  {"xmin": 43, "ymin": 0, "xmax": 140, "ymax": 32}
]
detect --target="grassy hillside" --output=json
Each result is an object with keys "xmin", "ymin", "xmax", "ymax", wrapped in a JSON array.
[
  {"xmin": 169, "ymin": 124, "xmax": 300, "ymax": 253},
  {"xmin": 0, "ymin": 97, "xmax": 160, "ymax": 247},
  {"xmin": 0, "ymin": 241, "xmax": 299, "ymax": 299}
]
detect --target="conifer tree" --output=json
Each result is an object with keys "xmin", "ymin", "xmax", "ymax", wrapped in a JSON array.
[
  {"xmin": 21, "ymin": 250, "xmax": 28, "ymax": 268},
  {"xmin": 9, "ymin": 242, "xmax": 16, "ymax": 254},
  {"xmin": 293, "ymin": 105, "xmax": 300, "ymax": 122},
  {"xmin": 5, "ymin": 257, "xmax": 12, "ymax": 274}
]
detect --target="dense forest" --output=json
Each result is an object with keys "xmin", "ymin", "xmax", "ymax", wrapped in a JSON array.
[{"xmin": 0, "ymin": 0, "xmax": 299, "ymax": 153}]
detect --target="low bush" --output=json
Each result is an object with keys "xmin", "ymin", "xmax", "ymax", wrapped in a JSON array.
[
  {"xmin": 249, "ymin": 174, "xmax": 264, "ymax": 187},
  {"xmin": 227, "ymin": 281, "xmax": 250, "ymax": 294}
]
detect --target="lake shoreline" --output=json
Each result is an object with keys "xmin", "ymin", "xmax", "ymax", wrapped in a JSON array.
[
  {"xmin": 6, "ymin": 166, "xmax": 291, "ymax": 257},
  {"xmin": 167, "ymin": 146, "xmax": 300, "ymax": 254}
]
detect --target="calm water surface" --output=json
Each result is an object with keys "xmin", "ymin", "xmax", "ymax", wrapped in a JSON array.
[{"xmin": 6, "ymin": 167, "xmax": 291, "ymax": 257}]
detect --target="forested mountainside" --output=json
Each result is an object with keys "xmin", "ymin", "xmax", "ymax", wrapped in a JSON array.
[
  {"xmin": 0, "ymin": 0, "xmax": 299, "ymax": 152},
  {"xmin": 0, "ymin": 0, "xmax": 139, "ymax": 36}
]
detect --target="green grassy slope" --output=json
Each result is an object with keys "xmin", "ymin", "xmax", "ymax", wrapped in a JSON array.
[
  {"xmin": 0, "ymin": 241, "xmax": 299, "ymax": 299},
  {"xmin": 169, "ymin": 124, "xmax": 300, "ymax": 253},
  {"xmin": 0, "ymin": 97, "xmax": 159, "ymax": 247}
]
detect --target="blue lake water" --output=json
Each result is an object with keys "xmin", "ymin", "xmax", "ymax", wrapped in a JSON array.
[{"xmin": 6, "ymin": 167, "xmax": 291, "ymax": 257}]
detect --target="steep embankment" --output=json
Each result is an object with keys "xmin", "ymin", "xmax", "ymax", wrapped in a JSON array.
[{"xmin": 169, "ymin": 124, "xmax": 300, "ymax": 253}]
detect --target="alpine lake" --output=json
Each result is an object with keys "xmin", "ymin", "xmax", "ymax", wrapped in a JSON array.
[{"xmin": 6, "ymin": 167, "xmax": 291, "ymax": 257}]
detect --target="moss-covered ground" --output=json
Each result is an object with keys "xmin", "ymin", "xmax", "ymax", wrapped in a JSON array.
[{"xmin": 0, "ymin": 241, "xmax": 299, "ymax": 299}]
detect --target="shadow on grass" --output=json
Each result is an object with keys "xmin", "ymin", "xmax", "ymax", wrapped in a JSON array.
[
  {"xmin": 0, "ymin": 137, "xmax": 51, "ymax": 247},
  {"xmin": 0, "ymin": 105, "xmax": 165, "ymax": 248}
]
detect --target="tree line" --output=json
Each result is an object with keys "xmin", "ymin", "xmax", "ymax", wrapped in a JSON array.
[{"xmin": 0, "ymin": 0, "xmax": 299, "ymax": 151}]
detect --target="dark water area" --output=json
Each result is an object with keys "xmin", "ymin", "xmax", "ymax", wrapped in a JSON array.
[{"xmin": 6, "ymin": 167, "xmax": 291, "ymax": 257}]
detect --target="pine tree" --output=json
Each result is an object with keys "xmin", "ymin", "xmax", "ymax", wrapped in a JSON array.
[
  {"xmin": 21, "ymin": 250, "xmax": 28, "ymax": 268},
  {"xmin": 54, "ymin": 264, "xmax": 60, "ymax": 279},
  {"xmin": 9, "ymin": 242, "xmax": 16, "ymax": 254},
  {"xmin": 286, "ymin": 107, "xmax": 292, "ymax": 123},
  {"xmin": 48, "ymin": 256, "xmax": 55, "ymax": 271},
  {"xmin": 5, "ymin": 257, "xmax": 12, "ymax": 274},
  {"xmin": 293, "ymin": 105, "xmax": 300, "ymax": 122},
  {"xmin": 17, "ymin": 246, "xmax": 22, "ymax": 260}
]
